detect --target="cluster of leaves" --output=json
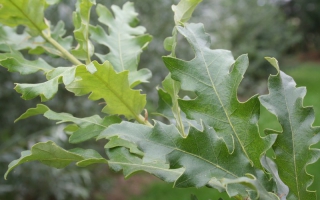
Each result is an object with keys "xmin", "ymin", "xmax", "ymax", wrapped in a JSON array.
[{"xmin": 0, "ymin": 0, "xmax": 319, "ymax": 199}]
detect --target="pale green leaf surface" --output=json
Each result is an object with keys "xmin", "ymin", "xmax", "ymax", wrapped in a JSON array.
[
  {"xmin": 66, "ymin": 61, "xmax": 146, "ymax": 120},
  {"xmin": 15, "ymin": 78, "xmax": 59, "ymax": 101},
  {"xmin": 69, "ymin": 148, "xmax": 108, "ymax": 167},
  {"xmin": 156, "ymin": 74, "xmax": 201, "ymax": 136},
  {"xmin": 0, "ymin": 50, "xmax": 53, "ymax": 74},
  {"xmin": 260, "ymin": 156, "xmax": 289, "ymax": 200},
  {"xmin": 172, "ymin": 0, "xmax": 203, "ymax": 25},
  {"xmin": 15, "ymin": 104, "xmax": 49, "ymax": 122},
  {"xmin": 221, "ymin": 174, "xmax": 279, "ymax": 200},
  {"xmin": 0, "ymin": 0, "xmax": 48, "ymax": 36},
  {"xmin": 5, "ymin": 141, "xmax": 108, "ymax": 179},
  {"xmin": 163, "ymin": 23, "xmax": 276, "ymax": 168},
  {"xmin": 71, "ymin": 0, "xmax": 95, "ymax": 61},
  {"xmin": 107, "ymin": 147, "xmax": 183, "ymax": 183},
  {"xmin": 105, "ymin": 137, "xmax": 144, "ymax": 157},
  {"xmin": 15, "ymin": 104, "xmax": 121, "ymax": 143},
  {"xmin": 90, "ymin": 2, "xmax": 152, "ymax": 86},
  {"xmin": 14, "ymin": 66, "xmax": 77, "ymax": 101},
  {"xmin": 128, "ymin": 68, "xmax": 152, "ymax": 88},
  {"xmin": 259, "ymin": 58, "xmax": 320, "ymax": 199},
  {"xmin": 98, "ymin": 121, "xmax": 270, "ymax": 195},
  {"xmin": 0, "ymin": 26, "xmax": 35, "ymax": 51},
  {"xmin": 4, "ymin": 141, "xmax": 83, "ymax": 179}
]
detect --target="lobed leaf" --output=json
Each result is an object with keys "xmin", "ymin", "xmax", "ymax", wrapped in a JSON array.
[
  {"xmin": 163, "ymin": 23, "xmax": 276, "ymax": 169},
  {"xmin": 66, "ymin": 61, "xmax": 146, "ymax": 120},
  {"xmin": 0, "ymin": 0, "xmax": 48, "ymax": 36},
  {"xmin": 4, "ymin": 141, "xmax": 108, "ymax": 179},
  {"xmin": 259, "ymin": 57, "xmax": 320, "ymax": 199},
  {"xmin": 98, "ymin": 121, "xmax": 273, "ymax": 197},
  {"xmin": 71, "ymin": 0, "xmax": 95, "ymax": 62},
  {"xmin": 90, "ymin": 2, "xmax": 152, "ymax": 86}
]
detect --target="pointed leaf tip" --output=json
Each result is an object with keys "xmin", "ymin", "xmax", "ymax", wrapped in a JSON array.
[{"xmin": 265, "ymin": 57, "xmax": 280, "ymax": 73}]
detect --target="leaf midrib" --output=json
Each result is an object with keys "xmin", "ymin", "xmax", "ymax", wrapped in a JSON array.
[
  {"xmin": 188, "ymin": 28, "xmax": 250, "ymax": 161},
  {"xmin": 93, "ymin": 71, "xmax": 140, "ymax": 120},
  {"xmin": 8, "ymin": 0, "xmax": 43, "ymax": 34},
  {"xmin": 280, "ymin": 75, "xmax": 300, "ymax": 199},
  {"xmin": 123, "ymin": 134, "xmax": 239, "ymax": 179}
]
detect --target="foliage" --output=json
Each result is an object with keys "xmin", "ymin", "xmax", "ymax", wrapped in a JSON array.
[
  {"xmin": 192, "ymin": 0, "xmax": 301, "ymax": 96},
  {"xmin": 1, "ymin": 0, "xmax": 319, "ymax": 199}
]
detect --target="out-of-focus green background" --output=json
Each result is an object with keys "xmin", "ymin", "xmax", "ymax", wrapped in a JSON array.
[{"xmin": 1, "ymin": 0, "xmax": 320, "ymax": 199}]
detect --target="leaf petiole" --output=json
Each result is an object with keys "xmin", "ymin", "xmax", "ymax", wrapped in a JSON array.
[{"xmin": 41, "ymin": 31, "xmax": 83, "ymax": 66}]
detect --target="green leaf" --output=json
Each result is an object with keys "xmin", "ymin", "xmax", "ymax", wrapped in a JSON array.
[
  {"xmin": 0, "ymin": 26, "xmax": 34, "ymax": 52},
  {"xmin": 15, "ymin": 104, "xmax": 121, "ymax": 143},
  {"xmin": 71, "ymin": 0, "xmax": 95, "ymax": 62},
  {"xmin": 221, "ymin": 174, "xmax": 279, "ymax": 200},
  {"xmin": 107, "ymin": 147, "xmax": 182, "ymax": 182},
  {"xmin": 0, "ymin": 0, "xmax": 48, "ymax": 36},
  {"xmin": 15, "ymin": 78, "xmax": 60, "ymax": 102},
  {"xmin": 4, "ymin": 141, "xmax": 107, "ymax": 179},
  {"xmin": 90, "ymin": 2, "xmax": 152, "ymax": 86},
  {"xmin": 0, "ymin": 50, "xmax": 53, "ymax": 75},
  {"xmin": 69, "ymin": 148, "xmax": 108, "ymax": 167},
  {"xmin": 172, "ymin": 0, "xmax": 203, "ymax": 25},
  {"xmin": 260, "ymin": 156, "xmax": 289, "ymax": 200},
  {"xmin": 259, "ymin": 57, "xmax": 320, "ymax": 199},
  {"xmin": 66, "ymin": 61, "xmax": 146, "ymax": 121},
  {"xmin": 163, "ymin": 23, "xmax": 276, "ymax": 169},
  {"xmin": 14, "ymin": 66, "xmax": 77, "ymax": 101},
  {"xmin": 98, "ymin": 121, "xmax": 272, "ymax": 197},
  {"xmin": 105, "ymin": 137, "xmax": 144, "ymax": 157},
  {"xmin": 156, "ymin": 74, "xmax": 201, "ymax": 136}
]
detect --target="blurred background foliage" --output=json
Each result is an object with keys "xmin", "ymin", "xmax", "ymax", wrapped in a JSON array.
[{"xmin": 1, "ymin": 0, "xmax": 320, "ymax": 199}]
